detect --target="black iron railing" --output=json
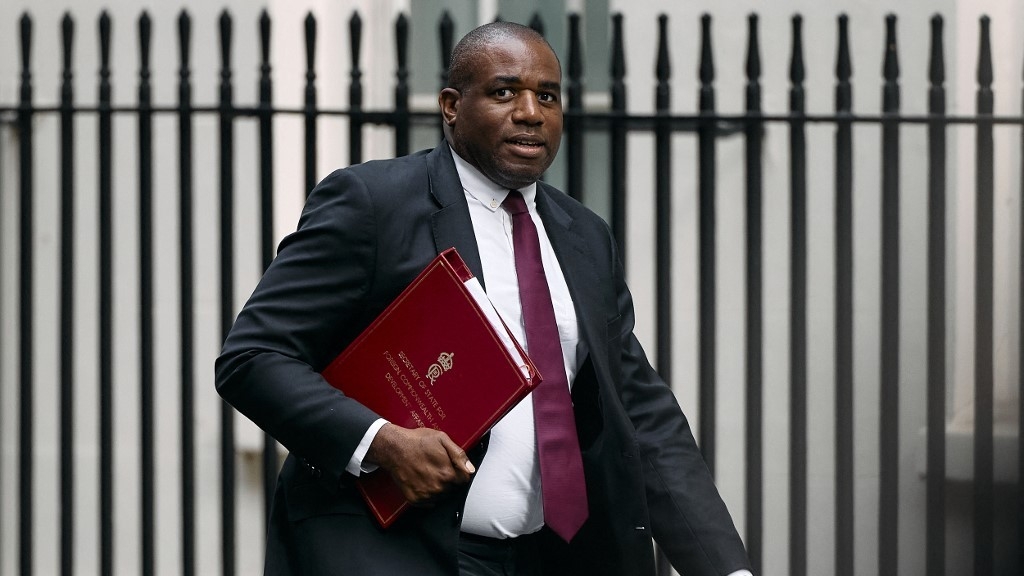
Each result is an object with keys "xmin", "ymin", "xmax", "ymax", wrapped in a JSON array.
[{"xmin": 1, "ymin": 8, "xmax": 1021, "ymax": 576}]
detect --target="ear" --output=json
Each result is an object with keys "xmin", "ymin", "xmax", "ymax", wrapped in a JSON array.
[{"xmin": 438, "ymin": 88, "xmax": 460, "ymax": 126}]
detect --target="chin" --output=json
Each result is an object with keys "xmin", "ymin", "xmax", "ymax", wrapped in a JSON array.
[{"xmin": 496, "ymin": 166, "xmax": 547, "ymax": 188}]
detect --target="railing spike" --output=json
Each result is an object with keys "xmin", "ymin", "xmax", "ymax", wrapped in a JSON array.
[
  {"xmin": 657, "ymin": 14, "xmax": 671, "ymax": 84},
  {"xmin": 529, "ymin": 12, "xmax": 544, "ymax": 36},
  {"xmin": 568, "ymin": 13, "xmax": 582, "ymax": 81},
  {"xmin": 978, "ymin": 16, "xmax": 992, "ymax": 89},
  {"xmin": 219, "ymin": 10, "xmax": 232, "ymax": 77},
  {"xmin": 790, "ymin": 15, "xmax": 804, "ymax": 87},
  {"xmin": 61, "ymin": 13, "xmax": 74, "ymax": 79},
  {"xmin": 699, "ymin": 14, "xmax": 713, "ymax": 85},
  {"xmin": 303, "ymin": 11, "xmax": 318, "ymax": 192},
  {"xmin": 178, "ymin": 10, "xmax": 191, "ymax": 71},
  {"xmin": 746, "ymin": 14, "xmax": 761, "ymax": 82},
  {"xmin": 350, "ymin": 11, "xmax": 362, "ymax": 71},
  {"xmin": 929, "ymin": 15, "xmax": 944, "ymax": 87},
  {"xmin": 611, "ymin": 13, "xmax": 625, "ymax": 81},
  {"xmin": 139, "ymin": 12, "xmax": 152, "ymax": 77},
  {"xmin": 699, "ymin": 14, "xmax": 714, "ymax": 114},
  {"xmin": 836, "ymin": 14, "xmax": 851, "ymax": 83},
  {"xmin": 99, "ymin": 11, "xmax": 112, "ymax": 73},
  {"xmin": 305, "ymin": 13, "xmax": 316, "ymax": 83},
  {"xmin": 20, "ymin": 13, "xmax": 32, "ymax": 75},
  {"xmin": 259, "ymin": 9, "xmax": 272, "ymax": 111},
  {"xmin": 884, "ymin": 14, "xmax": 899, "ymax": 82},
  {"xmin": 349, "ymin": 10, "xmax": 364, "ymax": 164},
  {"xmin": 439, "ymin": 11, "xmax": 454, "ymax": 87},
  {"xmin": 836, "ymin": 14, "xmax": 852, "ymax": 113},
  {"xmin": 883, "ymin": 14, "xmax": 900, "ymax": 112},
  {"xmin": 260, "ymin": 10, "xmax": 271, "ymax": 70},
  {"xmin": 396, "ymin": 13, "xmax": 409, "ymax": 71},
  {"xmin": 395, "ymin": 12, "xmax": 410, "ymax": 156}
]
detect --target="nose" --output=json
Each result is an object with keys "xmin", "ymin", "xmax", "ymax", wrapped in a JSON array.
[{"xmin": 512, "ymin": 92, "xmax": 543, "ymax": 125}]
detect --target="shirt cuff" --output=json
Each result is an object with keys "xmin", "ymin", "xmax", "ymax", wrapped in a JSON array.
[
  {"xmin": 727, "ymin": 571, "xmax": 754, "ymax": 576},
  {"xmin": 344, "ymin": 418, "xmax": 388, "ymax": 476}
]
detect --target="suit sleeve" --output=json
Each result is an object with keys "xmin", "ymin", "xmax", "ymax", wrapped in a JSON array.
[
  {"xmin": 606, "ymin": 239, "xmax": 752, "ymax": 576},
  {"xmin": 215, "ymin": 168, "xmax": 383, "ymax": 481}
]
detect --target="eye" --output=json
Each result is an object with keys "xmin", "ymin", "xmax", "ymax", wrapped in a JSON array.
[
  {"xmin": 494, "ymin": 88, "xmax": 514, "ymax": 98},
  {"xmin": 538, "ymin": 92, "xmax": 558, "ymax": 103}
]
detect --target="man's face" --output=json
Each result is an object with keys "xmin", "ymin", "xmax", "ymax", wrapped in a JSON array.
[{"xmin": 440, "ymin": 36, "xmax": 563, "ymax": 190}]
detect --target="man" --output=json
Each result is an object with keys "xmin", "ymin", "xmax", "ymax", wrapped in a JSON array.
[{"xmin": 216, "ymin": 21, "xmax": 753, "ymax": 576}]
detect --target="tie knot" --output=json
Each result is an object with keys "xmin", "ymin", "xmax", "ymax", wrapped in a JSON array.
[{"xmin": 502, "ymin": 190, "xmax": 529, "ymax": 215}]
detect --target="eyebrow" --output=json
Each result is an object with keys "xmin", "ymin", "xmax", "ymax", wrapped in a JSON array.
[{"xmin": 492, "ymin": 75, "xmax": 562, "ymax": 91}]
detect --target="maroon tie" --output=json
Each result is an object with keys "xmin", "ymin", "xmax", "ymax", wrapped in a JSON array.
[{"xmin": 503, "ymin": 190, "xmax": 588, "ymax": 542}]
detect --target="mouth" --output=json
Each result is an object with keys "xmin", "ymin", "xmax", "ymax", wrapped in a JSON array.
[{"xmin": 505, "ymin": 136, "xmax": 546, "ymax": 157}]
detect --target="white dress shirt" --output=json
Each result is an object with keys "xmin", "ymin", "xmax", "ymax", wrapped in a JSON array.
[{"xmin": 451, "ymin": 149, "xmax": 580, "ymax": 538}]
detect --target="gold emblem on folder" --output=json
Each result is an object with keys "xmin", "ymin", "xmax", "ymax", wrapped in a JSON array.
[{"xmin": 427, "ymin": 352, "xmax": 454, "ymax": 385}]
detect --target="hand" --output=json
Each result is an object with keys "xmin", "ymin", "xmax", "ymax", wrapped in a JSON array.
[{"xmin": 365, "ymin": 424, "xmax": 475, "ymax": 505}]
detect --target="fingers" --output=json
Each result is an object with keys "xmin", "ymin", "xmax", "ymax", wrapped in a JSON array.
[
  {"xmin": 440, "ymin": 435, "xmax": 475, "ymax": 477},
  {"xmin": 369, "ymin": 425, "xmax": 474, "ymax": 505}
]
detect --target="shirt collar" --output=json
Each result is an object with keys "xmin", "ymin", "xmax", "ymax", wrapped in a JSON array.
[{"xmin": 449, "ymin": 145, "xmax": 538, "ymax": 213}]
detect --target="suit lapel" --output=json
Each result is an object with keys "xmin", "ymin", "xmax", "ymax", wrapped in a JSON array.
[
  {"xmin": 534, "ymin": 185, "xmax": 607, "ymax": 357},
  {"xmin": 425, "ymin": 145, "xmax": 486, "ymax": 287}
]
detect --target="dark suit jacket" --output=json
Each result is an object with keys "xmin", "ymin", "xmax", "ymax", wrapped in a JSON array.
[{"xmin": 215, "ymin": 144, "xmax": 751, "ymax": 576}]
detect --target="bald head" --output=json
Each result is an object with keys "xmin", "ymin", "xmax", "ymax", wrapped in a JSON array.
[{"xmin": 447, "ymin": 22, "xmax": 560, "ymax": 92}]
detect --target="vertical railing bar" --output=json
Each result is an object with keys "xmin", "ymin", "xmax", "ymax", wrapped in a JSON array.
[
  {"xmin": 394, "ymin": 13, "xmax": 410, "ymax": 157},
  {"xmin": 566, "ymin": 13, "xmax": 584, "ymax": 202},
  {"xmin": 788, "ymin": 14, "xmax": 808, "ymax": 576},
  {"xmin": 218, "ymin": 11, "xmax": 237, "ymax": 576},
  {"xmin": 438, "ymin": 11, "xmax": 454, "ymax": 140},
  {"xmin": 655, "ymin": 12, "xmax": 672, "ymax": 384},
  {"xmin": 973, "ymin": 15, "xmax": 995, "ymax": 576},
  {"xmin": 653, "ymin": 14, "xmax": 673, "ymax": 576},
  {"xmin": 98, "ymin": 12, "xmax": 115, "ymax": 576},
  {"xmin": 137, "ymin": 13, "xmax": 156, "ymax": 576},
  {"xmin": 697, "ymin": 12, "xmax": 718, "ymax": 476},
  {"xmin": 177, "ymin": 10, "xmax": 196, "ymax": 576},
  {"xmin": 258, "ymin": 9, "xmax": 279, "ymax": 525},
  {"xmin": 59, "ymin": 12, "xmax": 76, "ymax": 576},
  {"xmin": 303, "ymin": 13, "xmax": 317, "ymax": 196},
  {"xmin": 925, "ymin": 14, "xmax": 947, "ymax": 576},
  {"xmin": 17, "ymin": 13, "xmax": 34, "ymax": 576},
  {"xmin": 609, "ymin": 13, "xmax": 627, "ymax": 262},
  {"xmin": 349, "ymin": 12, "xmax": 363, "ymax": 166},
  {"xmin": 834, "ymin": 14, "xmax": 855, "ymax": 576},
  {"xmin": 744, "ymin": 13, "xmax": 764, "ymax": 574},
  {"xmin": 879, "ymin": 14, "xmax": 901, "ymax": 576}
]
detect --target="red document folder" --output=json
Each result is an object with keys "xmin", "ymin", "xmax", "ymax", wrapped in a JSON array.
[{"xmin": 321, "ymin": 248, "xmax": 539, "ymax": 528}]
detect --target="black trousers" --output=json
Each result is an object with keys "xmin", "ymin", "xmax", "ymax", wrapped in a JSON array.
[{"xmin": 458, "ymin": 532, "xmax": 544, "ymax": 576}]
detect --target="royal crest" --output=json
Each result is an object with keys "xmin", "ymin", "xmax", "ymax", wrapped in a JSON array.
[{"xmin": 427, "ymin": 352, "xmax": 454, "ymax": 385}]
